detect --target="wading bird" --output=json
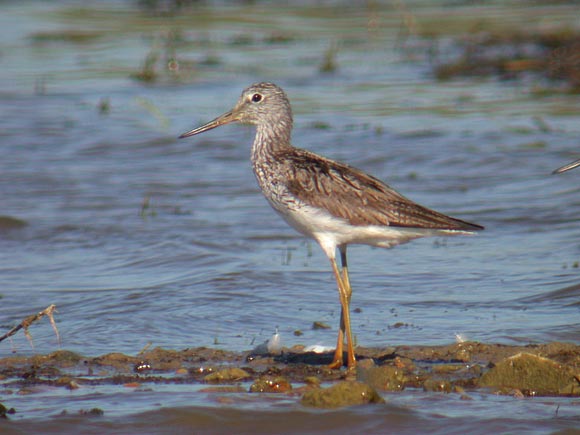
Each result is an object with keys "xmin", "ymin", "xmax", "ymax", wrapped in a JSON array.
[{"xmin": 180, "ymin": 83, "xmax": 483, "ymax": 370}]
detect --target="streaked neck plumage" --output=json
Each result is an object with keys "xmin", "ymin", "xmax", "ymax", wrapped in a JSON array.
[{"xmin": 250, "ymin": 108, "xmax": 293, "ymax": 165}]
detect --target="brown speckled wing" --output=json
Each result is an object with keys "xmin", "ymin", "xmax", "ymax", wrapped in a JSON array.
[{"xmin": 280, "ymin": 148, "xmax": 483, "ymax": 231}]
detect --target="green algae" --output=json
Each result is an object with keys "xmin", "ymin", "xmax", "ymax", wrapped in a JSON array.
[
  {"xmin": 203, "ymin": 367, "xmax": 251, "ymax": 383},
  {"xmin": 478, "ymin": 352, "xmax": 578, "ymax": 396},
  {"xmin": 357, "ymin": 365, "xmax": 407, "ymax": 392},
  {"xmin": 301, "ymin": 381, "xmax": 385, "ymax": 409}
]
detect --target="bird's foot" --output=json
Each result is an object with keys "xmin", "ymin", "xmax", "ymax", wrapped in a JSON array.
[{"xmin": 327, "ymin": 358, "xmax": 344, "ymax": 370}]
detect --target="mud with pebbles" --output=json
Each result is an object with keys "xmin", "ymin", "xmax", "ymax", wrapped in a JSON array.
[{"xmin": 0, "ymin": 341, "xmax": 578, "ymax": 416}]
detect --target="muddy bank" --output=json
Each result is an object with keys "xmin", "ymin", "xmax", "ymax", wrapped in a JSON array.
[
  {"xmin": 1, "ymin": 341, "xmax": 578, "ymax": 416},
  {"xmin": 427, "ymin": 29, "xmax": 580, "ymax": 93}
]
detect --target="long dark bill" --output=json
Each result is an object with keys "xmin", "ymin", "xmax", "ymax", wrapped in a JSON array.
[
  {"xmin": 553, "ymin": 158, "xmax": 580, "ymax": 174},
  {"xmin": 179, "ymin": 110, "xmax": 237, "ymax": 138}
]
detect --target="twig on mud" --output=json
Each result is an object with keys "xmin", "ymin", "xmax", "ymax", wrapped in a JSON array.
[{"xmin": 0, "ymin": 304, "xmax": 60, "ymax": 348}]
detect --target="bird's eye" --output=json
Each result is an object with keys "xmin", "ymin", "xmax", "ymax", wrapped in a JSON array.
[{"xmin": 251, "ymin": 93, "xmax": 262, "ymax": 103}]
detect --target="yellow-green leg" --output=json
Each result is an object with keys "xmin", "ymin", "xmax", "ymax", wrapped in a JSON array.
[{"xmin": 328, "ymin": 246, "xmax": 355, "ymax": 370}]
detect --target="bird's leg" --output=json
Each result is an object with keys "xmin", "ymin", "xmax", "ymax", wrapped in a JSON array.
[
  {"xmin": 328, "ymin": 247, "xmax": 347, "ymax": 368},
  {"xmin": 328, "ymin": 318, "xmax": 345, "ymax": 369},
  {"xmin": 339, "ymin": 247, "xmax": 355, "ymax": 368},
  {"xmin": 328, "ymin": 247, "xmax": 356, "ymax": 370},
  {"xmin": 338, "ymin": 246, "xmax": 355, "ymax": 369},
  {"xmin": 339, "ymin": 246, "xmax": 352, "ymax": 309},
  {"xmin": 329, "ymin": 282, "xmax": 345, "ymax": 369}
]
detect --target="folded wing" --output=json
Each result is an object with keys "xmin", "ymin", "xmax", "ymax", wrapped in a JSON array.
[{"xmin": 281, "ymin": 148, "xmax": 483, "ymax": 231}]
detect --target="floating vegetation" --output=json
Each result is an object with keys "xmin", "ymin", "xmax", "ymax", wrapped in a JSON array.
[
  {"xmin": 78, "ymin": 408, "xmax": 104, "ymax": 416},
  {"xmin": 319, "ymin": 44, "xmax": 338, "ymax": 74},
  {"xmin": 0, "ymin": 215, "xmax": 28, "ymax": 231},
  {"xmin": 309, "ymin": 121, "xmax": 331, "ymax": 130},
  {"xmin": 130, "ymin": 30, "xmax": 198, "ymax": 84},
  {"xmin": 97, "ymin": 97, "xmax": 110, "ymax": 115},
  {"xmin": 517, "ymin": 140, "xmax": 547, "ymax": 150},
  {"xmin": 429, "ymin": 29, "xmax": 580, "ymax": 93},
  {"xmin": 139, "ymin": 195, "xmax": 157, "ymax": 218},
  {"xmin": 312, "ymin": 321, "xmax": 331, "ymax": 330},
  {"xmin": 229, "ymin": 33, "xmax": 255, "ymax": 47},
  {"xmin": 131, "ymin": 50, "xmax": 160, "ymax": 83},
  {"xmin": 198, "ymin": 54, "xmax": 221, "ymax": 66},
  {"xmin": 29, "ymin": 30, "xmax": 102, "ymax": 44},
  {"xmin": 561, "ymin": 261, "xmax": 580, "ymax": 269},
  {"xmin": 264, "ymin": 32, "xmax": 295, "ymax": 45},
  {"xmin": 225, "ymin": 31, "xmax": 296, "ymax": 47}
]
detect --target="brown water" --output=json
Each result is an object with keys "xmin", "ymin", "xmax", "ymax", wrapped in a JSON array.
[{"xmin": 1, "ymin": 1, "xmax": 580, "ymax": 433}]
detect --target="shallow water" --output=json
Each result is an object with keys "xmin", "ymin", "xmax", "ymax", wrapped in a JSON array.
[
  {"xmin": 3, "ymin": 392, "xmax": 580, "ymax": 435},
  {"xmin": 1, "ymin": 1, "xmax": 579, "ymax": 433}
]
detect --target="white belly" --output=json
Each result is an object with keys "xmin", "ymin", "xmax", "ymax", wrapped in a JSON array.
[{"xmin": 268, "ymin": 200, "xmax": 468, "ymax": 259}]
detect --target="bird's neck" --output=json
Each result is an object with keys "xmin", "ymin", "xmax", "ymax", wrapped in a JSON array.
[{"xmin": 251, "ymin": 121, "xmax": 293, "ymax": 164}]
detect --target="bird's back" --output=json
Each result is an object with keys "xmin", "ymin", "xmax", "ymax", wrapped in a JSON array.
[{"xmin": 258, "ymin": 147, "xmax": 483, "ymax": 233}]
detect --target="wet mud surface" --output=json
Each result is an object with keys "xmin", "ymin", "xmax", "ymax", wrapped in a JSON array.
[
  {"xmin": 1, "ymin": 341, "xmax": 578, "ymax": 416},
  {"xmin": 430, "ymin": 29, "xmax": 580, "ymax": 93}
]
